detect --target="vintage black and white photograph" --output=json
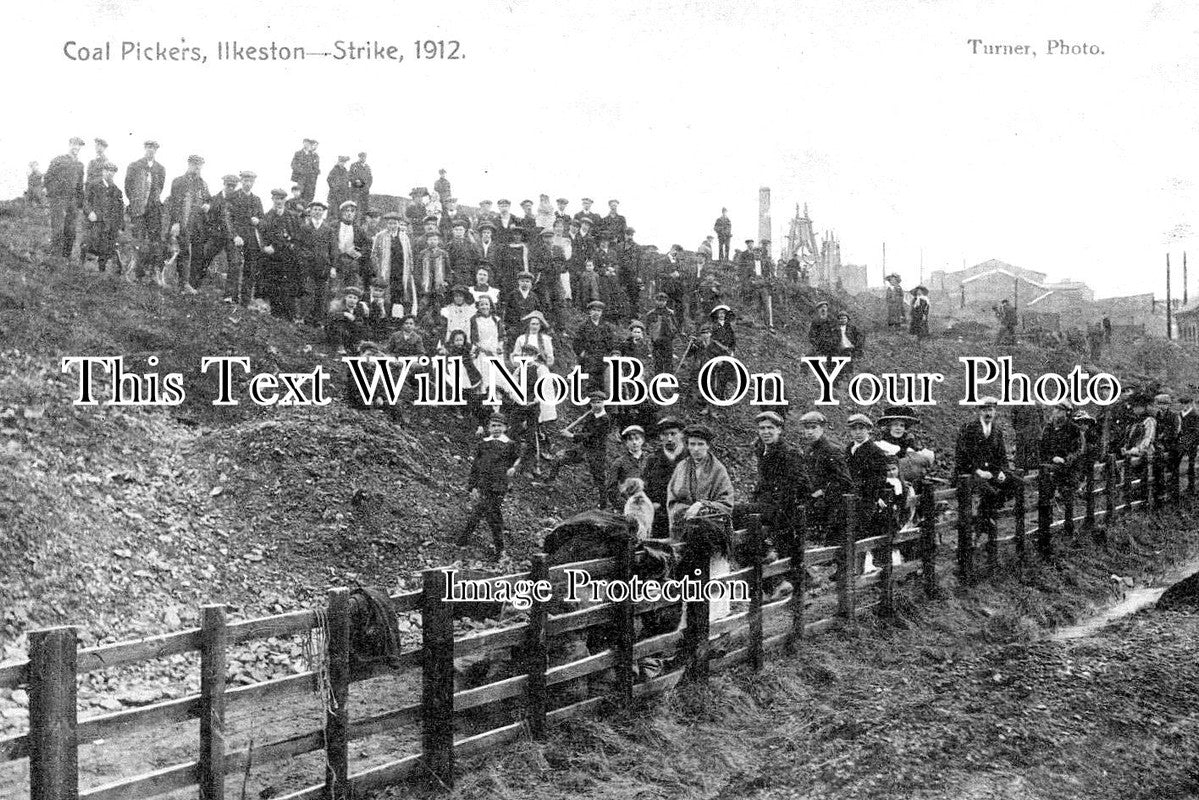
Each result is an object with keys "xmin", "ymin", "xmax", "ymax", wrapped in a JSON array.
[{"xmin": 2, "ymin": 1, "xmax": 1199, "ymax": 798}]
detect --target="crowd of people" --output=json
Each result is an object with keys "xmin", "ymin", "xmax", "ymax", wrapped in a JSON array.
[{"xmin": 31, "ymin": 135, "xmax": 1195, "ymax": 569}]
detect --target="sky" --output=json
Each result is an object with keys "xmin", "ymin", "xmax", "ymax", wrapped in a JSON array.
[{"xmin": 3, "ymin": 0, "xmax": 1197, "ymax": 299}]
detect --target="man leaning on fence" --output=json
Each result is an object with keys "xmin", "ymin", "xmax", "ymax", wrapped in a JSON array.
[
  {"xmin": 733, "ymin": 411, "xmax": 809, "ymax": 565},
  {"xmin": 1038, "ymin": 400, "xmax": 1086, "ymax": 535},
  {"xmin": 954, "ymin": 397, "xmax": 1013, "ymax": 540}
]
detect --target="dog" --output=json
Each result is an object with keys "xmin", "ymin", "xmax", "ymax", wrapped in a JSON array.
[{"xmin": 620, "ymin": 477, "xmax": 655, "ymax": 540}]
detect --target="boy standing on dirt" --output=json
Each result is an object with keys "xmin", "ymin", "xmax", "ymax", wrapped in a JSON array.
[{"xmin": 458, "ymin": 414, "xmax": 522, "ymax": 559}]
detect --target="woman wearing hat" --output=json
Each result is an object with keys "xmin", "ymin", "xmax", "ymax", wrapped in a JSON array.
[
  {"xmin": 666, "ymin": 424, "xmax": 734, "ymax": 536},
  {"xmin": 885, "ymin": 273, "xmax": 906, "ymax": 328},
  {"xmin": 439, "ymin": 285, "xmax": 477, "ymax": 346},
  {"xmin": 605, "ymin": 425, "xmax": 650, "ymax": 510},
  {"xmin": 511, "ymin": 311, "xmax": 558, "ymax": 425},
  {"xmin": 909, "ymin": 285, "xmax": 930, "ymax": 340},
  {"xmin": 874, "ymin": 405, "xmax": 935, "ymax": 483},
  {"xmin": 469, "ymin": 295, "xmax": 507, "ymax": 394},
  {"xmin": 469, "ymin": 266, "xmax": 500, "ymax": 308}
]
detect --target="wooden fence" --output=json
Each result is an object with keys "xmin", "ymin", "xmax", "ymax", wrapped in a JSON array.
[{"xmin": 1, "ymin": 451, "xmax": 1195, "ymax": 800}]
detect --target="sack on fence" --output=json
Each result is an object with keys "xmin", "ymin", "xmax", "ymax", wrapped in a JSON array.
[{"xmin": 347, "ymin": 586, "xmax": 404, "ymax": 678}]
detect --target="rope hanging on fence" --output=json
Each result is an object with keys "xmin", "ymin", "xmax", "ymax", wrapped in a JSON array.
[{"xmin": 306, "ymin": 606, "xmax": 339, "ymax": 715}]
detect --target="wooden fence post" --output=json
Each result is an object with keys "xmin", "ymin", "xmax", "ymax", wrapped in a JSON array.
[
  {"xmin": 1188, "ymin": 450, "xmax": 1196, "ymax": 495},
  {"xmin": 1037, "ymin": 466, "xmax": 1053, "ymax": 559},
  {"xmin": 785, "ymin": 509, "xmax": 807, "ymax": 653},
  {"xmin": 838, "ymin": 494, "xmax": 857, "ymax": 622},
  {"xmin": 919, "ymin": 481, "xmax": 938, "ymax": 597},
  {"xmin": 325, "ymin": 588, "xmax": 351, "ymax": 800},
  {"xmin": 1100, "ymin": 456, "xmax": 1115, "ymax": 545},
  {"xmin": 1122, "ymin": 457, "xmax": 1133, "ymax": 516},
  {"xmin": 28, "ymin": 626, "xmax": 77, "ymax": 800},
  {"xmin": 524, "ymin": 554, "xmax": 548, "ymax": 739},
  {"xmin": 199, "ymin": 605, "xmax": 227, "ymax": 800},
  {"xmin": 421, "ymin": 569, "xmax": 455, "ymax": 789},
  {"xmin": 1083, "ymin": 461, "xmax": 1096, "ymax": 536},
  {"xmin": 956, "ymin": 477, "xmax": 974, "ymax": 585},
  {"xmin": 1013, "ymin": 473, "xmax": 1027, "ymax": 563},
  {"xmin": 879, "ymin": 503, "xmax": 895, "ymax": 618},
  {"xmin": 614, "ymin": 535, "xmax": 636, "ymax": 707},
  {"xmin": 747, "ymin": 514, "xmax": 765, "ymax": 671},
  {"xmin": 1146, "ymin": 458, "xmax": 1156, "ymax": 512},
  {"xmin": 683, "ymin": 542, "xmax": 712, "ymax": 686}
]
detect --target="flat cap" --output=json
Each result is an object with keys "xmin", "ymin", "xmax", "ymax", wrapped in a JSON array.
[
  {"xmin": 628, "ymin": 319, "xmax": 646, "ymax": 331},
  {"xmin": 239, "ymin": 170, "xmax": 257, "ymax": 179},
  {"xmin": 221, "ymin": 173, "xmax": 240, "ymax": 183},
  {"xmin": 683, "ymin": 424, "xmax": 714, "ymax": 442},
  {"xmin": 625, "ymin": 227, "xmax": 636, "ymax": 235},
  {"xmin": 358, "ymin": 151, "xmax": 367, "ymax": 158},
  {"xmin": 520, "ymin": 199, "xmax": 534, "ymax": 206},
  {"xmin": 496, "ymin": 198, "xmax": 511, "ymax": 205},
  {"xmin": 516, "ymin": 271, "xmax": 534, "ymax": 280},
  {"xmin": 655, "ymin": 291, "xmax": 669, "ymax": 300},
  {"xmin": 382, "ymin": 211, "xmax": 403, "ymax": 220},
  {"xmin": 581, "ymin": 197, "xmax": 594, "ymax": 203},
  {"xmin": 364, "ymin": 209, "xmax": 382, "ymax": 217},
  {"xmin": 798, "ymin": 411, "xmax": 827, "ymax": 425},
  {"xmin": 755, "ymin": 411, "xmax": 785, "ymax": 427},
  {"xmin": 270, "ymin": 188, "xmax": 288, "ymax": 198},
  {"xmin": 339, "ymin": 200, "xmax": 358, "ymax": 210},
  {"xmin": 556, "ymin": 197, "xmax": 569, "ymax": 204},
  {"xmin": 338, "ymin": 155, "xmax": 351, "ymax": 162},
  {"xmin": 488, "ymin": 412, "xmax": 508, "ymax": 424},
  {"xmin": 587, "ymin": 300, "xmax": 606, "ymax": 310},
  {"xmin": 608, "ymin": 199, "xmax": 619, "ymax": 205},
  {"xmin": 69, "ymin": 136, "xmax": 86, "ymax": 146},
  {"xmin": 846, "ymin": 413, "xmax": 874, "ymax": 428},
  {"xmin": 143, "ymin": 140, "xmax": 159, "ymax": 149},
  {"xmin": 620, "ymin": 425, "xmax": 646, "ymax": 439},
  {"xmin": 1154, "ymin": 393, "xmax": 1171, "ymax": 404},
  {"xmin": 307, "ymin": 200, "xmax": 328, "ymax": 210},
  {"xmin": 978, "ymin": 396, "xmax": 1000, "ymax": 406},
  {"xmin": 343, "ymin": 285, "xmax": 364, "ymax": 297},
  {"xmin": 424, "ymin": 214, "xmax": 440, "ymax": 224},
  {"xmin": 656, "ymin": 415, "xmax": 685, "ymax": 432},
  {"xmin": 94, "ymin": 138, "xmax": 108, "ymax": 147}
]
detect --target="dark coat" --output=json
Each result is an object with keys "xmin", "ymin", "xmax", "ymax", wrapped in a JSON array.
[
  {"xmin": 468, "ymin": 436, "xmax": 522, "ymax": 494},
  {"xmin": 45, "ymin": 154, "xmax": 85, "ymax": 203},
  {"xmin": 326, "ymin": 164, "xmax": 351, "ymax": 210},
  {"xmin": 803, "ymin": 435, "xmax": 851, "ymax": 499},
  {"xmin": 232, "ymin": 191, "xmax": 265, "ymax": 251},
  {"xmin": 1038, "ymin": 419, "xmax": 1086, "ymax": 475},
  {"xmin": 298, "ymin": 220, "xmax": 338, "ymax": 280},
  {"xmin": 290, "ymin": 149, "xmax": 320, "ymax": 183},
  {"xmin": 83, "ymin": 179, "xmax": 125, "ymax": 230},
  {"xmin": 123, "ymin": 157, "xmax": 166, "ymax": 218},
  {"xmin": 954, "ymin": 418, "xmax": 1011, "ymax": 479},
  {"xmin": 167, "ymin": 173, "xmax": 211, "ymax": 231},
  {"xmin": 846, "ymin": 439, "xmax": 891, "ymax": 502},
  {"xmin": 502, "ymin": 287, "xmax": 542, "ymax": 326},
  {"xmin": 750, "ymin": 440, "xmax": 808, "ymax": 525},
  {"xmin": 574, "ymin": 319, "xmax": 616, "ymax": 372}
]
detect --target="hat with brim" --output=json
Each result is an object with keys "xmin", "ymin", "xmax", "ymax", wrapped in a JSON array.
[
  {"xmin": 308, "ymin": 201, "xmax": 328, "ymax": 210},
  {"xmin": 655, "ymin": 291, "xmax": 669, "ymax": 300},
  {"xmin": 1071, "ymin": 410, "xmax": 1096, "ymax": 424},
  {"xmin": 886, "ymin": 273, "xmax": 902, "ymax": 282},
  {"xmin": 477, "ymin": 221, "xmax": 496, "ymax": 232},
  {"xmin": 814, "ymin": 301, "xmax": 829, "ymax": 310},
  {"xmin": 709, "ymin": 304, "xmax": 733, "ymax": 318},
  {"xmin": 448, "ymin": 284, "xmax": 471, "ymax": 299},
  {"xmin": 683, "ymin": 424, "xmax": 715, "ymax": 443},
  {"xmin": 878, "ymin": 405, "xmax": 919, "ymax": 425},
  {"xmin": 910, "ymin": 285, "xmax": 929, "ymax": 296},
  {"xmin": 143, "ymin": 140, "xmax": 159, "ymax": 149},
  {"xmin": 69, "ymin": 137, "xmax": 86, "ymax": 146},
  {"xmin": 620, "ymin": 425, "xmax": 646, "ymax": 440},
  {"xmin": 589, "ymin": 389, "xmax": 607, "ymax": 401},
  {"xmin": 516, "ymin": 271, "xmax": 534, "ymax": 281},
  {"xmin": 521, "ymin": 310, "xmax": 548, "ymax": 328},
  {"xmin": 587, "ymin": 300, "xmax": 606, "ymax": 311},
  {"xmin": 95, "ymin": 138, "xmax": 108, "ymax": 148},
  {"xmin": 488, "ymin": 412, "xmax": 508, "ymax": 425},
  {"xmin": 339, "ymin": 200, "xmax": 358, "ymax": 211},
  {"xmin": 343, "ymin": 285, "xmax": 364, "ymax": 297},
  {"xmin": 383, "ymin": 211, "xmax": 403, "ymax": 221},
  {"xmin": 628, "ymin": 319, "xmax": 646, "ymax": 331},
  {"xmin": 1154, "ymin": 393, "xmax": 1171, "ymax": 404},
  {"xmin": 270, "ymin": 189, "xmax": 288, "ymax": 199},
  {"xmin": 222, "ymin": 174, "xmax": 240, "ymax": 184}
]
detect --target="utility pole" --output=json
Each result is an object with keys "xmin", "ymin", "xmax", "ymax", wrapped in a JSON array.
[{"xmin": 1166, "ymin": 253, "xmax": 1173, "ymax": 339}]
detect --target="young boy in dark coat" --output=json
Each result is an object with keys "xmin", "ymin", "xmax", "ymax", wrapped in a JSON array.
[{"xmin": 457, "ymin": 414, "xmax": 522, "ymax": 558}]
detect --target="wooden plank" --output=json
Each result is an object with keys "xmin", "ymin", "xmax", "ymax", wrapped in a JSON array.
[
  {"xmin": 75, "ymin": 628, "xmax": 202, "ymax": 676},
  {"xmin": 615, "ymin": 535, "xmax": 637, "ymax": 708},
  {"xmin": 762, "ymin": 557, "xmax": 791, "ymax": 579},
  {"xmin": 198, "ymin": 604, "xmax": 227, "ymax": 800},
  {"xmin": 421, "ymin": 569, "xmax": 455, "ymax": 788},
  {"xmin": 631, "ymin": 667, "xmax": 687, "ymax": 698},
  {"xmin": 0, "ymin": 732, "xmax": 27, "ymax": 763},
  {"xmin": 525, "ymin": 553, "xmax": 548, "ymax": 739},
  {"xmin": 546, "ymin": 694, "xmax": 607, "ymax": 724},
  {"xmin": 633, "ymin": 630, "xmax": 685, "ymax": 659},
  {"xmin": 454, "ymin": 675, "xmax": 527, "ymax": 713},
  {"xmin": 269, "ymin": 783, "xmax": 325, "ymax": 800},
  {"xmin": 350, "ymin": 650, "xmax": 422, "ymax": 682},
  {"xmin": 546, "ymin": 603, "xmax": 614, "ymax": 637},
  {"xmin": 350, "ymin": 703, "xmax": 422, "ymax": 740},
  {"xmin": 709, "ymin": 609, "xmax": 750, "ymax": 637},
  {"xmin": 0, "ymin": 660, "xmax": 29, "ymax": 691},
  {"xmin": 545, "ymin": 650, "xmax": 615, "ymax": 687},
  {"xmin": 325, "ymin": 588, "xmax": 351, "ymax": 800},
  {"xmin": 225, "ymin": 610, "xmax": 314, "ymax": 645},
  {"xmin": 1037, "ymin": 466, "xmax": 1053, "ymax": 558},
  {"xmin": 804, "ymin": 545, "xmax": 840, "ymax": 566},
  {"xmin": 548, "ymin": 556, "xmax": 616, "ymax": 580},
  {"xmin": 79, "ymin": 762, "xmax": 198, "ymax": 800},
  {"xmin": 28, "ymin": 626, "xmax": 78, "ymax": 800},
  {"xmin": 853, "ymin": 534, "xmax": 889, "ymax": 552},
  {"xmin": 893, "ymin": 526, "xmax": 923, "ymax": 546},
  {"xmin": 76, "ymin": 696, "xmax": 201, "ymax": 743},
  {"xmin": 804, "ymin": 617, "xmax": 837, "ymax": 637},
  {"xmin": 454, "ymin": 721, "xmax": 525, "ymax": 759},
  {"xmin": 855, "ymin": 569, "xmax": 882, "ymax": 590},
  {"xmin": 390, "ymin": 589, "xmax": 423, "ymax": 613},
  {"xmin": 225, "ymin": 670, "xmax": 316, "ymax": 707},
  {"xmin": 710, "ymin": 646, "xmax": 749, "ymax": 672},
  {"xmin": 350, "ymin": 754, "xmax": 422, "ymax": 794},
  {"xmin": 224, "ymin": 729, "xmax": 325, "ymax": 772},
  {"xmin": 454, "ymin": 622, "xmax": 528, "ymax": 658}
]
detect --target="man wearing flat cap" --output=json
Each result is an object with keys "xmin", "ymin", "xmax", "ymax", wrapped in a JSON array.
[
  {"xmin": 518, "ymin": 199, "xmax": 537, "ymax": 233},
  {"xmin": 349, "ymin": 153, "xmax": 372, "ymax": 219},
  {"xmin": 713, "ymin": 207, "xmax": 732, "ymax": 263},
  {"xmin": 166, "ymin": 155, "xmax": 211, "ymax": 293},
  {"xmin": 45, "ymin": 137, "xmax": 87, "ymax": 259},
  {"xmin": 599, "ymin": 199, "xmax": 627, "ymax": 243},
  {"xmin": 845, "ymin": 414, "xmax": 894, "ymax": 561},
  {"xmin": 1039, "ymin": 401, "xmax": 1086, "ymax": 534},
  {"xmin": 734, "ymin": 411, "xmax": 809, "ymax": 563},
  {"xmin": 617, "ymin": 226, "xmax": 644, "ymax": 311},
  {"xmin": 798, "ymin": 410, "xmax": 851, "ymax": 543},
  {"xmin": 554, "ymin": 197, "xmax": 571, "ymax": 229},
  {"xmin": 493, "ymin": 199, "xmax": 521, "ymax": 247},
  {"xmin": 225, "ymin": 171, "xmax": 265, "ymax": 304},
  {"xmin": 954, "ymin": 397, "xmax": 1014, "ymax": 540},
  {"xmin": 371, "ymin": 211, "xmax": 415, "ymax": 317},
  {"xmin": 124, "ymin": 141, "xmax": 167, "ymax": 282},
  {"xmin": 574, "ymin": 300, "xmax": 616, "ymax": 392},
  {"xmin": 81, "ymin": 161, "xmax": 125, "ymax": 273},
  {"xmin": 434, "ymin": 169, "xmax": 451, "ymax": 203},
  {"xmin": 333, "ymin": 200, "xmax": 372, "ymax": 290},
  {"xmin": 573, "ymin": 197, "xmax": 601, "ymax": 233},
  {"xmin": 1154, "ymin": 394, "xmax": 1182, "ymax": 500},
  {"xmin": 296, "ymin": 200, "xmax": 337, "ymax": 325},
  {"xmin": 259, "ymin": 188, "xmax": 303, "ymax": 320},
  {"xmin": 645, "ymin": 290, "xmax": 680, "ymax": 375},
  {"xmin": 290, "ymin": 138, "xmax": 320, "ymax": 203},
  {"xmin": 545, "ymin": 390, "xmax": 611, "ymax": 507},
  {"xmin": 326, "ymin": 156, "xmax": 351, "ymax": 213},
  {"xmin": 188, "ymin": 173, "xmax": 242, "ymax": 290},
  {"xmin": 502, "ymin": 270, "xmax": 543, "ymax": 335},
  {"xmin": 85, "ymin": 137, "xmax": 110, "ymax": 184},
  {"xmin": 605, "ymin": 424, "xmax": 650, "ymax": 511}
]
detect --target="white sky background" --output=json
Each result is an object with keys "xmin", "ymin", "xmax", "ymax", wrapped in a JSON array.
[{"xmin": 2, "ymin": 0, "xmax": 1197, "ymax": 299}]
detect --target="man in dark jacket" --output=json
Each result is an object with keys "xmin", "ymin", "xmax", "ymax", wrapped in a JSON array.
[
  {"xmin": 297, "ymin": 201, "xmax": 337, "ymax": 325},
  {"xmin": 954, "ymin": 398, "xmax": 1013, "ymax": 536},
  {"xmin": 713, "ymin": 208, "xmax": 732, "ymax": 262},
  {"xmin": 735, "ymin": 411, "xmax": 809, "ymax": 559},
  {"xmin": 574, "ymin": 300, "xmax": 616, "ymax": 391},
  {"xmin": 645, "ymin": 291, "xmax": 679, "ymax": 376},
  {"xmin": 1039, "ymin": 401, "xmax": 1086, "ymax": 534},
  {"xmin": 643, "ymin": 416, "xmax": 688, "ymax": 538},
  {"xmin": 600, "ymin": 199, "xmax": 627, "ymax": 243},
  {"xmin": 124, "ymin": 140, "xmax": 167, "ymax": 280},
  {"xmin": 799, "ymin": 410, "xmax": 852, "ymax": 544},
  {"xmin": 259, "ymin": 188, "xmax": 302, "ymax": 320},
  {"xmin": 808, "ymin": 302, "xmax": 836, "ymax": 360},
  {"xmin": 290, "ymin": 138, "xmax": 320, "ymax": 203},
  {"xmin": 326, "ymin": 156, "xmax": 351, "ymax": 211},
  {"xmin": 81, "ymin": 161, "xmax": 125, "ymax": 272},
  {"xmin": 457, "ymin": 413, "xmax": 522, "ymax": 558},
  {"xmin": 545, "ymin": 391, "xmax": 611, "ymax": 507},
  {"xmin": 349, "ymin": 153, "xmax": 373, "ymax": 218},
  {"xmin": 228, "ymin": 171, "xmax": 265, "ymax": 305},
  {"xmin": 845, "ymin": 413, "xmax": 893, "ymax": 568},
  {"xmin": 166, "ymin": 155, "xmax": 211, "ymax": 293},
  {"xmin": 45, "ymin": 136, "xmax": 87, "ymax": 259},
  {"xmin": 618, "ymin": 227, "xmax": 644, "ymax": 312},
  {"xmin": 1154, "ymin": 393, "xmax": 1183, "ymax": 498}
]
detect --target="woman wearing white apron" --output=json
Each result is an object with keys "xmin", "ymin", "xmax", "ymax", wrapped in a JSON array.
[
  {"xmin": 510, "ymin": 311, "xmax": 559, "ymax": 424},
  {"xmin": 469, "ymin": 296, "xmax": 507, "ymax": 397}
]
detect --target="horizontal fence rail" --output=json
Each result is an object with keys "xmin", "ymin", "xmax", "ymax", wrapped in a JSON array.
[{"xmin": 2, "ymin": 451, "xmax": 1194, "ymax": 800}]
